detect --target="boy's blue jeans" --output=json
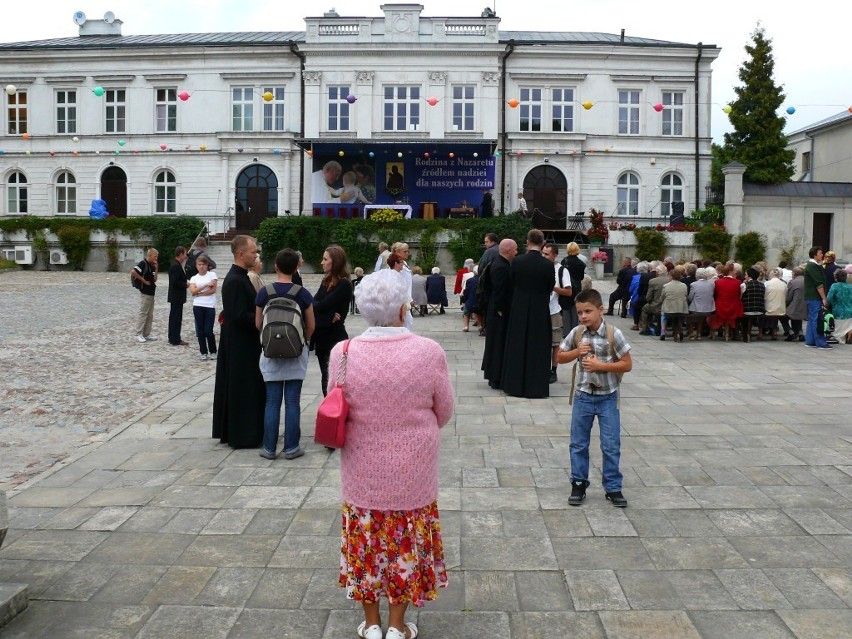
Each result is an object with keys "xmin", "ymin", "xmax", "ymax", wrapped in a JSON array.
[
  {"xmin": 263, "ymin": 379, "xmax": 304, "ymax": 455},
  {"xmin": 570, "ymin": 390, "xmax": 623, "ymax": 492}
]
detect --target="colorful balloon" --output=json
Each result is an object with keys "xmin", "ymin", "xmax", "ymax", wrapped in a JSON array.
[
  {"xmin": 426, "ymin": 96, "xmax": 439, "ymax": 106},
  {"xmin": 473, "ymin": 152, "xmax": 478, "ymax": 158},
  {"xmin": 424, "ymin": 152, "xmax": 430, "ymax": 158},
  {"xmin": 117, "ymin": 139, "xmax": 126, "ymax": 146},
  {"xmin": 582, "ymin": 101, "xmax": 593, "ymax": 110},
  {"xmin": 160, "ymin": 144, "xmax": 167, "ymax": 150},
  {"xmin": 49, "ymin": 151, "xmax": 56, "ymax": 156},
  {"xmin": 722, "ymin": 104, "xmax": 732, "ymax": 114},
  {"xmin": 339, "ymin": 150, "xmax": 345, "ymax": 157},
  {"xmin": 5, "ymin": 84, "xmax": 16, "ymax": 95},
  {"xmin": 653, "ymin": 103, "xmax": 664, "ymax": 112},
  {"xmin": 262, "ymin": 91, "xmax": 274, "ymax": 102},
  {"xmin": 785, "ymin": 106, "xmax": 796, "ymax": 115},
  {"xmin": 508, "ymin": 98, "xmax": 519, "ymax": 108},
  {"xmin": 237, "ymin": 147, "xmax": 243, "ymax": 153},
  {"xmin": 21, "ymin": 133, "xmax": 30, "ymax": 140},
  {"xmin": 72, "ymin": 150, "xmax": 79, "ymax": 156},
  {"xmin": 199, "ymin": 145, "xmax": 207, "ymax": 152},
  {"xmin": 273, "ymin": 149, "xmax": 280, "ymax": 154},
  {"xmin": 397, "ymin": 152, "xmax": 403, "ymax": 158},
  {"xmin": 306, "ymin": 150, "xmax": 313, "ymax": 157},
  {"xmin": 93, "ymin": 86, "xmax": 105, "ymax": 97},
  {"xmin": 72, "ymin": 136, "xmax": 80, "ymax": 143},
  {"xmin": 178, "ymin": 91, "xmax": 190, "ymax": 101},
  {"xmin": 368, "ymin": 151, "xmax": 374, "ymax": 158},
  {"xmin": 346, "ymin": 94, "xmax": 357, "ymax": 104},
  {"xmin": 448, "ymin": 152, "xmax": 454, "ymax": 159}
]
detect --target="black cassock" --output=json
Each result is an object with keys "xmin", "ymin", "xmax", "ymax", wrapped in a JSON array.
[
  {"xmin": 501, "ymin": 249, "xmax": 554, "ymax": 399},
  {"xmin": 212, "ymin": 264, "xmax": 265, "ymax": 448},
  {"xmin": 481, "ymin": 255, "xmax": 512, "ymax": 387}
]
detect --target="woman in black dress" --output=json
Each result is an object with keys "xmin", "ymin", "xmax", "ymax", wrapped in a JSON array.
[{"xmin": 311, "ymin": 245, "xmax": 353, "ymax": 396}]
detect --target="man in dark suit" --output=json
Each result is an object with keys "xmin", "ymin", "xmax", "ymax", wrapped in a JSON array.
[
  {"xmin": 501, "ymin": 229, "xmax": 557, "ymax": 399},
  {"xmin": 167, "ymin": 246, "xmax": 189, "ymax": 346},
  {"xmin": 481, "ymin": 239, "xmax": 517, "ymax": 389},
  {"xmin": 481, "ymin": 189, "xmax": 494, "ymax": 218},
  {"xmin": 606, "ymin": 257, "xmax": 636, "ymax": 318}
]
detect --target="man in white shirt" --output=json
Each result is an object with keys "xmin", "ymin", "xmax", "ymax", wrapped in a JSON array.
[
  {"xmin": 543, "ymin": 243, "xmax": 572, "ymax": 383},
  {"xmin": 517, "ymin": 191, "xmax": 528, "ymax": 217},
  {"xmin": 778, "ymin": 260, "xmax": 793, "ymax": 283},
  {"xmin": 311, "ymin": 160, "xmax": 342, "ymax": 205}
]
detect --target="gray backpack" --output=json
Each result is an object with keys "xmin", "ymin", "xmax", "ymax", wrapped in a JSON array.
[{"xmin": 260, "ymin": 283, "xmax": 306, "ymax": 359}]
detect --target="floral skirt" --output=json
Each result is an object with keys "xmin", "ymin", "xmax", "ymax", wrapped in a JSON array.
[{"xmin": 339, "ymin": 499, "xmax": 447, "ymax": 607}]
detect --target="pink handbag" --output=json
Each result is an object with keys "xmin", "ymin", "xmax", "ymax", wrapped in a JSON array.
[{"xmin": 314, "ymin": 339, "xmax": 350, "ymax": 448}]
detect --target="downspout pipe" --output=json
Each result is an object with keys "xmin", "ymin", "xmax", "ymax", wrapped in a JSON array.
[
  {"xmin": 499, "ymin": 40, "xmax": 515, "ymax": 214},
  {"xmin": 694, "ymin": 42, "xmax": 702, "ymax": 213},
  {"xmin": 289, "ymin": 42, "xmax": 307, "ymax": 214}
]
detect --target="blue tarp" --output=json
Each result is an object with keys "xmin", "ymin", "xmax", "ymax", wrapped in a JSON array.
[{"xmin": 88, "ymin": 199, "xmax": 109, "ymax": 219}]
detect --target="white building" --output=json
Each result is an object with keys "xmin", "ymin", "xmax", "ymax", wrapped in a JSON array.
[
  {"xmin": 787, "ymin": 110, "xmax": 852, "ymax": 183},
  {"xmin": 1, "ymin": 4, "xmax": 719, "ymax": 233}
]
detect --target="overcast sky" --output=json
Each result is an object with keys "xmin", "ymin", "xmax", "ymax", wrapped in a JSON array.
[{"xmin": 2, "ymin": 0, "xmax": 847, "ymax": 142}]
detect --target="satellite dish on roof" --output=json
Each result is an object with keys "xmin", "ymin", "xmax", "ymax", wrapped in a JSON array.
[
  {"xmin": 73, "ymin": 11, "xmax": 87, "ymax": 25},
  {"xmin": 103, "ymin": 11, "xmax": 115, "ymax": 24}
]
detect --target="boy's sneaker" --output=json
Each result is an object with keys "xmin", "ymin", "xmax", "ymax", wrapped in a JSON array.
[
  {"xmin": 210, "ymin": 352, "xmax": 218, "ymax": 360},
  {"xmin": 569, "ymin": 480, "xmax": 589, "ymax": 506},
  {"xmin": 200, "ymin": 354, "xmax": 208, "ymax": 361},
  {"xmin": 605, "ymin": 491, "xmax": 628, "ymax": 508}
]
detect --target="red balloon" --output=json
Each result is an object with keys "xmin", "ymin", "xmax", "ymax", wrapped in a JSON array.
[
  {"xmin": 160, "ymin": 144, "xmax": 167, "ymax": 150},
  {"xmin": 178, "ymin": 91, "xmax": 190, "ymax": 102},
  {"xmin": 508, "ymin": 98, "xmax": 520, "ymax": 108},
  {"xmin": 653, "ymin": 103, "xmax": 664, "ymax": 112},
  {"xmin": 426, "ymin": 96, "xmax": 438, "ymax": 106}
]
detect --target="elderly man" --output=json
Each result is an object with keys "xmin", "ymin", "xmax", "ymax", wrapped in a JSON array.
[
  {"xmin": 374, "ymin": 242, "xmax": 391, "ymax": 272},
  {"xmin": 311, "ymin": 160, "xmax": 342, "ymax": 205},
  {"xmin": 639, "ymin": 264, "xmax": 668, "ymax": 335},
  {"xmin": 212, "ymin": 235, "xmax": 265, "ymax": 449},
  {"xmin": 130, "ymin": 247, "xmax": 159, "ymax": 343}
]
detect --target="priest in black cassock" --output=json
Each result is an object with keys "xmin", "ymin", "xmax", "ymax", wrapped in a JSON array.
[
  {"xmin": 212, "ymin": 235, "xmax": 265, "ymax": 448},
  {"xmin": 481, "ymin": 239, "xmax": 517, "ymax": 389},
  {"xmin": 501, "ymin": 229, "xmax": 555, "ymax": 399}
]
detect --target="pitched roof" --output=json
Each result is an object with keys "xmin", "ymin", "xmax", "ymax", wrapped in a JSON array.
[
  {"xmin": 744, "ymin": 182, "xmax": 852, "ymax": 198},
  {"xmin": 0, "ymin": 30, "xmax": 706, "ymax": 51},
  {"xmin": 787, "ymin": 110, "xmax": 852, "ymax": 136}
]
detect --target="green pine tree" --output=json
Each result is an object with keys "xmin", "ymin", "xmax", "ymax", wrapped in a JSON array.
[{"xmin": 722, "ymin": 27, "xmax": 795, "ymax": 184}]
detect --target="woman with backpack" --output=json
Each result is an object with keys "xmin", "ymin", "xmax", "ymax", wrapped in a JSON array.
[
  {"xmin": 254, "ymin": 248, "xmax": 315, "ymax": 460},
  {"xmin": 311, "ymin": 245, "xmax": 353, "ymax": 396}
]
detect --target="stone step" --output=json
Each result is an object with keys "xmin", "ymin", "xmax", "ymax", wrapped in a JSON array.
[{"xmin": 0, "ymin": 583, "xmax": 28, "ymax": 628}]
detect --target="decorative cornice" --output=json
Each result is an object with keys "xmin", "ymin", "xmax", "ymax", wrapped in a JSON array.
[
  {"xmin": 303, "ymin": 70, "xmax": 323, "ymax": 84},
  {"xmin": 481, "ymin": 72, "xmax": 500, "ymax": 85},
  {"xmin": 221, "ymin": 72, "xmax": 296, "ymax": 81},
  {"xmin": 143, "ymin": 73, "xmax": 188, "ymax": 82},
  {"xmin": 92, "ymin": 74, "xmax": 135, "ymax": 83},
  {"xmin": 428, "ymin": 71, "xmax": 447, "ymax": 84},
  {"xmin": 355, "ymin": 70, "xmax": 375, "ymax": 84},
  {"xmin": 43, "ymin": 76, "xmax": 85, "ymax": 85}
]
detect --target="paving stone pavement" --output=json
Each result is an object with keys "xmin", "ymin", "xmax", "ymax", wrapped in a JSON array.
[{"xmin": 2, "ymin": 270, "xmax": 852, "ymax": 638}]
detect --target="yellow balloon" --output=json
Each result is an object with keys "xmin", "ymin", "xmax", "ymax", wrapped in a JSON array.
[
  {"xmin": 200, "ymin": 145, "xmax": 207, "ymax": 152},
  {"xmin": 262, "ymin": 91, "xmax": 274, "ymax": 102},
  {"xmin": 722, "ymin": 104, "xmax": 732, "ymax": 114},
  {"xmin": 582, "ymin": 101, "xmax": 593, "ymax": 110}
]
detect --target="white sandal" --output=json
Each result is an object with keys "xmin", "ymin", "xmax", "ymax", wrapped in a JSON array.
[
  {"xmin": 386, "ymin": 622, "xmax": 418, "ymax": 639},
  {"xmin": 357, "ymin": 621, "xmax": 382, "ymax": 639}
]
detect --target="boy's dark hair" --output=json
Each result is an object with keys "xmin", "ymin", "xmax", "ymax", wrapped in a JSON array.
[
  {"xmin": 575, "ymin": 288, "xmax": 603, "ymax": 307},
  {"xmin": 196, "ymin": 255, "xmax": 209, "ymax": 265},
  {"xmin": 543, "ymin": 242, "xmax": 558, "ymax": 256},
  {"xmin": 778, "ymin": 260, "xmax": 788, "ymax": 268},
  {"xmin": 485, "ymin": 232, "xmax": 498, "ymax": 244},
  {"xmin": 275, "ymin": 248, "xmax": 299, "ymax": 275},
  {"xmin": 808, "ymin": 246, "xmax": 823, "ymax": 259},
  {"xmin": 175, "ymin": 246, "xmax": 186, "ymax": 258}
]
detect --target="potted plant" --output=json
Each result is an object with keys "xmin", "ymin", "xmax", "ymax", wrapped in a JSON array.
[
  {"xmin": 591, "ymin": 250, "xmax": 608, "ymax": 279},
  {"xmin": 587, "ymin": 208, "xmax": 609, "ymax": 245}
]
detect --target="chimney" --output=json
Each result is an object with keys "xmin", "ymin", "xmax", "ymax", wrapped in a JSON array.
[{"xmin": 79, "ymin": 12, "xmax": 123, "ymax": 37}]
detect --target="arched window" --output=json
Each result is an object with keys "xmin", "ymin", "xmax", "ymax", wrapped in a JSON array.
[
  {"xmin": 154, "ymin": 170, "xmax": 176, "ymax": 213},
  {"xmin": 7, "ymin": 171, "xmax": 27, "ymax": 214},
  {"xmin": 660, "ymin": 173, "xmax": 683, "ymax": 217},
  {"xmin": 56, "ymin": 171, "xmax": 76, "ymax": 214},
  {"xmin": 616, "ymin": 172, "xmax": 639, "ymax": 216}
]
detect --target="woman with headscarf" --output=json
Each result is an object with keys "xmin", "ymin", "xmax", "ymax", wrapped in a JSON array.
[{"xmin": 331, "ymin": 269, "xmax": 454, "ymax": 639}]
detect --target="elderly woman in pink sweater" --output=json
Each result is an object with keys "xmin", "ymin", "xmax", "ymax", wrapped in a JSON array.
[{"xmin": 328, "ymin": 268, "xmax": 454, "ymax": 639}]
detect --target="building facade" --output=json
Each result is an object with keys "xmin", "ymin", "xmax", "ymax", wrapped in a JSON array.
[
  {"xmin": 1, "ymin": 4, "xmax": 719, "ymax": 233},
  {"xmin": 787, "ymin": 110, "xmax": 852, "ymax": 183}
]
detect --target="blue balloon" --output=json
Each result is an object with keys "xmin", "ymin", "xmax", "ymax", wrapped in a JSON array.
[
  {"xmin": 786, "ymin": 106, "xmax": 796, "ymax": 115},
  {"xmin": 273, "ymin": 149, "xmax": 280, "ymax": 154},
  {"xmin": 368, "ymin": 151, "xmax": 375, "ymax": 158}
]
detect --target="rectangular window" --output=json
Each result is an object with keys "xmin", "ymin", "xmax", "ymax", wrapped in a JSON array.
[
  {"xmin": 520, "ymin": 87, "xmax": 542, "ymax": 132},
  {"xmin": 105, "ymin": 89, "xmax": 126, "ymax": 133},
  {"xmin": 618, "ymin": 90, "xmax": 640, "ymax": 135},
  {"xmin": 7, "ymin": 89, "xmax": 27, "ymax": 135},
  {"xmin": 452, "ymin": 85, "xmax": 475, "ymax": 131},
  {"xmin": 232, "ymin": 86, "xmax": 253, "ymax": 132},
  {"xmin": 802, "ymin": 151, "xmax": 811, "ymax": 173},
  {"xmin": 57, "ymin": 186, "xmax": 77, "ymax": 214},
  {"xmin": 262, "ymin": 86, "xmax": 285, "ymax": 131},
  {"xmin": 155, "ymin": 88, "xmax": 177, "ymax": 133},
  {"xmin": 328, "ymin": 85, "xmax": 351, "ymax": 131},
  {"xmin": 662, "ymin": 91, "xmax": 684, "ymax": 136},
  {"xmin": 7, "ymin": 175, "xmax": 27, "ymax": 214},
  {"xmin": 56, "ymin": 90, "xmax": 77, "ymax": 134},
  {"xmin": 383, "ymin": 85, "xmax": 420, "ymax": 131},
  {"xmin": 551, "ymin": 88, "xmax": 574, "ymax": 132}
]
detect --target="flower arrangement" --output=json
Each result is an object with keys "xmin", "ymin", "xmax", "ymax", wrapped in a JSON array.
[
  {"xmin": 654, "ymin": 223, "xmax": 700, "ymax": 232},
  {"xmin": 608, "ymin": 221, "xmax": 636, "ymax": 231},
  {"xmin": 587, "ymin": 208, "xmax": 609, "ymax": 242},
  {"xmin": 591, "ymin": 251, "xmax": 609, "ymax": 263},
  {"xmin": 370, "ymin": 208, "xmax": 404, "ymax": 223}
]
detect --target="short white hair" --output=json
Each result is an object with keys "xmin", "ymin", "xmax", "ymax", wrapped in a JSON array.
[
  {"xmin": 695, "ymin": 267, "xmax": 706, "ymax": 280},
  {"xmin": 704, "ymin": 266, "xmax": 717, "ymax": 279},
  {"xmin": 656, "ymin": 264, "xmax": 668, "ymax": 276},
  {"xmin": 464, "ymin": 258, "xmax": 474, "ymax": 268},
  {"xmin": 355, "ymin": 269, "xmax": 410, "ymax": 327},
  {"xmin": 636, "ymin": 261, "xmax": 649, "ymax": 274},
  {"xmin": 431, "ymin": 267, "xmax": 441, "ymax": 275}
]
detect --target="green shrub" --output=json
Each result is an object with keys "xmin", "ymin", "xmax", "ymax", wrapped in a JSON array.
[
  {"xmin": 57, "ymin": 226, "xmax": 93, "ymax": 269},
  {"xmin": 687, "ymin": 204, "xmax": 725, "ymax": 226},
  {"xmin": 733, "ymin": 231, "xmax": 766, "ymax": 267},
  {"xmin": 632, "ymin": 227, "xmax": 668, "ymax": 261},
  {"xmin": 693, "ymin": 224, "xmax": 732, "ymax": 262},
  {"xmin": 778, "ymin": 235, "xmax": 801, "ymax": 266},
  {"xmin": 0, "ymin": 257, "xmax": 17, "ymax": 270}
]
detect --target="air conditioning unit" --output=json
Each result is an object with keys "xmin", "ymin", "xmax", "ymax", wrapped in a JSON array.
[
  {"xmin": 14, "ymin": 246, "xmax": 34, "ymax": 265},
  {"xmin": 50, "ymin": 250, "xmax": 69, "ymax": 265}
]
